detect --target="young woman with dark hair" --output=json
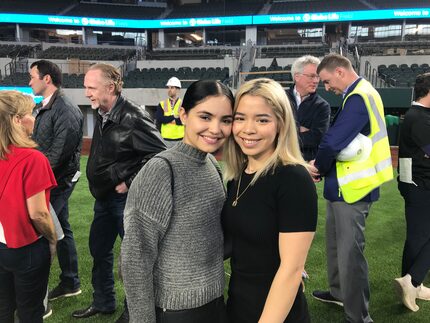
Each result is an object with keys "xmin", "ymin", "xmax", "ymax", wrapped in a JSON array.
[{"xmin": 121, "ymin": 80, "xmax": 234, "ymax": 323}]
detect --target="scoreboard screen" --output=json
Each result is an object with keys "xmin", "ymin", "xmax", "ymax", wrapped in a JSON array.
[{"xmin": 0, "ymin": 86, "xmax": 43, "ymax": 104}]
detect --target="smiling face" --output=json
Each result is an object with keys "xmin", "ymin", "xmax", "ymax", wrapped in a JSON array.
[
  {"xmin": 84, "ymin": 69, "xmax": 116, "ymax": 111},
  {"xmin": 233, "ymin": 94, "xmax": 278, "ymax": 165},
  {"xmin": 179, "ymin": 95, "xmax": 233, "ymax": 153}
]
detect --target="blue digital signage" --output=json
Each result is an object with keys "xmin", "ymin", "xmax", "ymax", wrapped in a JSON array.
[
  {"xmin": 0, "ymin": 86, "xmax": 43, "ymax": 104},
  {"xmin": 0, "ymin": 13, "xmax": 251, "ymax": 29},
  {"xmin": 0, "ymin": 7, "xmax": 429, "ymax": 29},
  {"xmin": 254, "ymin": 8, "xmax": 430, "ymax": 25},
  {"xmin": 151, "ymin": 16, "xmax": 252, "ymax": 28}
]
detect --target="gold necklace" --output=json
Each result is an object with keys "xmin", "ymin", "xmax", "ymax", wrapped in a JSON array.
[{"xmin": 232, "ymin": 172, "xmax": 253, "ymax": 207}]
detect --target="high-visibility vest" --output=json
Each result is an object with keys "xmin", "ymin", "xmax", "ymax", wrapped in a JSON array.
[
  {"xmin": 336, "ymin": 79, "xmax": 393, "ymax": 203},
  {"xmin": 160, "ymin": 98, "xmax": 184, "ymax": 140}
]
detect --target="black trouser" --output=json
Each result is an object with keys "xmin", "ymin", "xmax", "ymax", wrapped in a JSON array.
[
  {"xmin": 50, "ymin": 183, "xmax": 80, "ymax": 290},
  {"xmin": 0, "ymin": 238, "xmax": 51, "ymax": 323},
  {"xmin": 155, "ymin": 296, "xmax": 227, "ymax": 323},
  {"xmin": 90, "ymin": 192, "xmax": 127, "ymax": 311},
  {"xmin": 399, "ymin": 182, "xmax": 430, "ymax": 285}
]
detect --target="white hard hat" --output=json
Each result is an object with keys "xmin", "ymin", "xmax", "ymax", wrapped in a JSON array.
[
  {"xmin": 337, "ymin": 133, "xmax": 372, "ymax": 162},
  {"xmin": 166, "ymin": 77, "xmax": 181, "ymax": 88}
]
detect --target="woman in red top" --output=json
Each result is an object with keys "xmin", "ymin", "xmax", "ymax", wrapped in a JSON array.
[{"xmin": 0, "ymin": 91, "xmax": 57, "ymax": 323}]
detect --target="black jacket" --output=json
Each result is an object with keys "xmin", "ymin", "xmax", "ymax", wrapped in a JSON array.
[
  {"xmin": 398, "ymin": 104, "xmax": 430, "ymax": 190},
  {"xmin": 287, "ymin": 87, "xmax": 331, "ymax": 161},
  {"xmin": 32, "ymin": 89, "xmax": 83, "ymax": 188},
  {"xmin": 86, "ymin": 95, "xmax": 166, "ymax": 200}
]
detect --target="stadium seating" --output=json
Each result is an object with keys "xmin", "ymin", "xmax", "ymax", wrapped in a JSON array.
[
  {"xmin": 62, "ymin": 73, "xmax": 85, "ymax": 88},
  {"xmin": 371, "ymin": 0, "xmax": 429, "ymax": 9},
  {"xmin": 68, "ymin": 3, "xmax": 164, "ymax": 19},
  {"xmin": 0, "ymin": 0, "xmax": 73, "ymax": 14},
  {"xmin": 0, "ymin": 66, "xmax": 230, "ymax": 88},
  {"xmin": 0, "ymin": 0, "xmax": 164, "ymax": 18},
  {"xmin": 0, "ymin": 43, "xmax": 39, "ymax": 58},
  {"xmin": 38, "ymin": 46, "xmax": 136, "ymax": 61},
  {"xmin": 168, "ymin": 0, "xmax": 263, "ymax": 18},
  {"xmin": 269, "ymin": 0, "xmax": 428, "ymax": 13},
  {"xmin": 352, "ymin": 41, "xmax": 430, "ymax": 56},
  {"xmin": 378, "ymin": 63, "xmax": 430, "ymax": 87},
  {"xmin": 147, "ymin": 48, "xmax": 234, "ymax": 60},
  {"xmin": 0, "ymin": 72, "xmax": 29, "ymax": 86},
  {"xmin": 244, "ymin": 65, "xmax": 293, "ymax": 87},
  {"xmin": 0, "ymin": 71, "xmax": 83, "ymax": 88},
  {"xmin": 123, "ymin": 66, "xmax": 230, "ymax": 88},
  {"xmin": 259, "ymin": 44, "xmax": 330, "ymax": 58},
  {"xmin": 269, "ymin": 0, "xmax": 367, "ymax": 14}
]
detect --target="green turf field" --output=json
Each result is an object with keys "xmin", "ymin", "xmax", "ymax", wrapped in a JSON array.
[{"xmin": 46, "ymin": 157, "xmax": 430, "ymax": 322}]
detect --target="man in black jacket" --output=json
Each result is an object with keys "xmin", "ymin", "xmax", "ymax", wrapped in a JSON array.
[
  {"xmin": 30, "ymin": 60, "xmax": 83, "ymax": 301},
  {"xmin": 72, "ymin": 63, "xmax": 166, "ymax": 320},
  {"xmin": 287, "ymin": 55, "xmax": 331, "ymax": 161}
]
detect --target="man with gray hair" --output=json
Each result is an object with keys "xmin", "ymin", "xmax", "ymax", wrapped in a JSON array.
[
  {"xmin": 72, "ymin": 63, "xmax": 166, "ymax": 321},
  {"xmin": 287, "ymin": 55, "xmax": 330, "ymax": 161}
]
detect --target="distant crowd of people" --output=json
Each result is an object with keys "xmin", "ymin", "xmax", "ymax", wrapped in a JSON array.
[{"xmin": 0, "ymin": 53, "xmax": 429, "ymax": 323}]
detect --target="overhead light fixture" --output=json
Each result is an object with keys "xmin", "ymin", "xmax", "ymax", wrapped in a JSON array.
[
  {"xmin": 56, "ymin": 29, "xmax": 82, "ymax": 35},
  {"xmin": 190, "ymin": 33, "xmax": 202, "ymax": 41}
]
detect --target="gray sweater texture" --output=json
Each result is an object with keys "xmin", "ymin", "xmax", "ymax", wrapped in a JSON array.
[{"xmin": 121, "ymin": 142, "xmax": 225, "ymax": 323}]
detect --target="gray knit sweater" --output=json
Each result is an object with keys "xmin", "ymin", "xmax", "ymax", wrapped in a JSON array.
[{"xmin": 121, "ymin": 142, "xmax": 225, "ymax": 323}]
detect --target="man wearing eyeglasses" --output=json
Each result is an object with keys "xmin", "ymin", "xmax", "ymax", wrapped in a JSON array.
[{"xmin": 287, "ymin": 55, "xmax": 331, "ymax": 161}]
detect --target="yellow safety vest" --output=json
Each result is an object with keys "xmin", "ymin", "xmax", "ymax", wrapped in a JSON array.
[
  {"xmin": 336, "ymin": 79, "xmax": 393, "ymax": 203},
  {"xmin": 160, "ymin": 98, "xmax": 184, "ymax": 140}
]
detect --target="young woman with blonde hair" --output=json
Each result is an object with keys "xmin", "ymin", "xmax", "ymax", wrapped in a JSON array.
[
  {"xmin": 222, "ymin": 78, "xmax": 317, "ymax": 322},
  {"xmin": 0, "ymin": 91, "xmax": 57, "ymax": 322}
]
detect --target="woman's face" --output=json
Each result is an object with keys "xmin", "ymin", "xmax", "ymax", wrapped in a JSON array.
[
  {"xmin": 233, "ymin": 94, "xmax": 278, "ymax": 163},
  {"xmin": 19, "ymin": 111, "xmax": 36, "ymax": 137},
  {"xmin": 180, "ymin": 95, "xmax": 233, "ymax": 153}
]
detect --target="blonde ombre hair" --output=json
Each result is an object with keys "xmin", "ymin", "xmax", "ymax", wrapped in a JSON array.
[
  {"xmin": 223, "ymin": 78, "xmax": 307, "ymax": 184},
  {"xmin": 0, "ymin": 91, "xmax": 37, "ymax": 159}
]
